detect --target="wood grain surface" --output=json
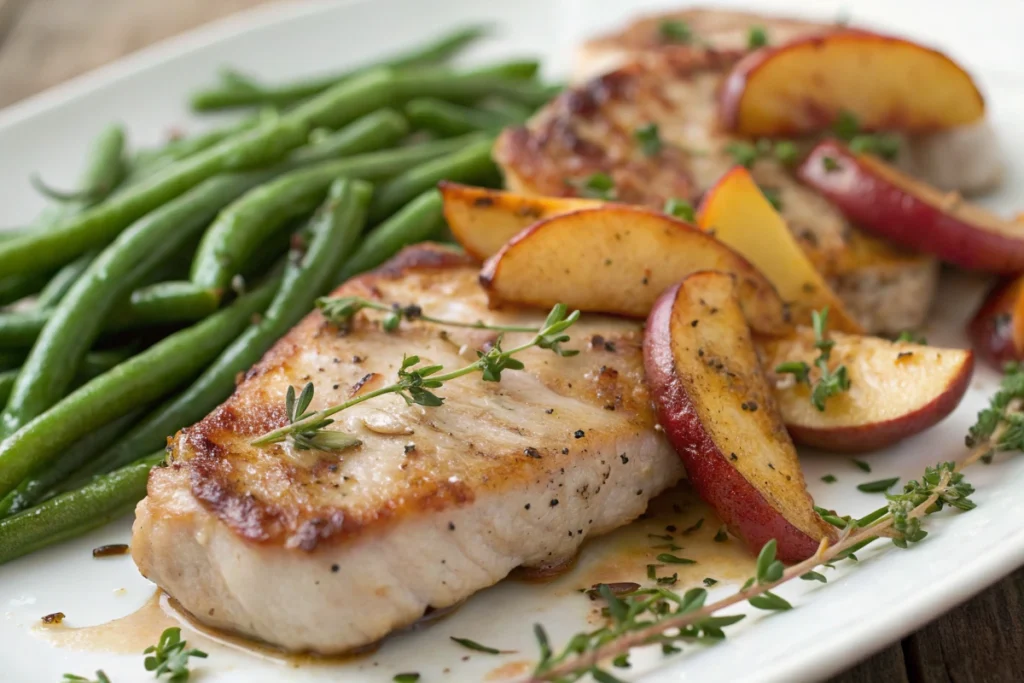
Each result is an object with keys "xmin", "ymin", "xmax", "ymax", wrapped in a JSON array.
[{"xmin": 0, "ymin": 1, "xmax": 1021, "ymax": 680}]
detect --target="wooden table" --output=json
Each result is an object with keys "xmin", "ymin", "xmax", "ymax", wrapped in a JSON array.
[{"xmin": 1, "ymin": 0, "xmax": 1021, "ymax": 680}]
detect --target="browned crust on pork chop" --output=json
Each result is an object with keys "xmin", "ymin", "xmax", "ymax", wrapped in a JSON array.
[{"xmin": 162, "ymin": 243, "xmax": 661, "ymax": 550}]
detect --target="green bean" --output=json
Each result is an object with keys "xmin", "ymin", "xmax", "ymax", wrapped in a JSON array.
[
  {"xmin": 0, "ymin": 126, "xmax": 127, "ymax": 305},
  {"xmin": 393, "ymin": 67, "xmax": 558, "ymax": 107},
  {"xmin": 75, "ymin": 181, "xmax": 371, "ymax": 481},
  {"xmin": 0, "ymin": 352, "xmax": 25, "ymax": 372},
  {"xmin": 129, "ymin": 110, "xmax": 274, "ymax": 182},
  {"xmin": 405, "ymin": 99, "xmax": 516, "ymax": 137},
  {"xmin": 0, "ymin": 171, "xmax": 276, "ymax": 437},
  {"xmin": 368, "ymin": 138, "xmax": 497, "ymax": 222},
  {"xmin": 476, "ymin": 97, "xmax": 533, "ymax": 121},
  {"xmin": 337, "ymin": 189, "xmax": 445, "ymax": 283},
  {"xmin": 0, "ymin": 68, "xmax": 394, "ymax": 280},
  {"xmin": 0, "ymin": 117, "xmax": 307, "ymax": 278},
  {"xmin": 0, "ymin": 452, "xmax": 163, "ymax": 566},
  {"xmin": 0, "ymin": 410, "xmax": 142, "ymax": 517},
  {"xmin": 189, "ymin": 26, "xmax": 488, "ymax": 111},
  {"xmin": 0, "ymin": 281, "xmax": 277, "ymax": 498},
  {"xmin": 0, "ymin": 370, "xmax": 14, "ymax": 408},
  {"xmin": 0, "ymin": 280, "xmax": 229, "ymax": 350},
  {"xmin": 287, "ymin": 108, "xmax": 409, "ymax": 166},
  {"xmin": 191, "ymin": 133, "xmax": 484, "ymax": 293},
  {"xmin": 28, "ymin": 123, "xmax": 127, "ymax": 231},
  {"xmin": 127, "ymin": 282, "xmax": 220, "ymax": 325},
  {"xmin": 35, "ymin": 251, "xmax": 97, "ymax": 309},
  {"xmin": 0, "ymin": 271, "xmax": 54, "ymax": 308}
]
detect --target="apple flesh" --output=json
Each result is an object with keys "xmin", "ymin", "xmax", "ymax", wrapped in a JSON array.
[
  {"xmin": 719, "ymin": 30, "xmax": 985, "ymax": 137},
  {"xmin": 439, "ymin": 182, "xmax": 602, "ymax": 261},
  {"xmin": 798, "ymin": 140, "xmax": 1024, "ymax": 274},
  {"xmin": 759, "ymin": 331, "xmax": 974, "ymax": 452},
  {"xmin": 480, "ymin": 205, "xmax": 792, "ymax": 336},
  {"xmin": 968, "ymin": 275, "xmax": 1024, "ymax": 368},
  {"xmin": 644, "ymin": 271, "xmax": 837, "ymax": 563},
  {"xmin": 697, "ymin": 166, "xmax": 864, "ymax": 333}
]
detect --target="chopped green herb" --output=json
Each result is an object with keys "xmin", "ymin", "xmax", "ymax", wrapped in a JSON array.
[
  {"xmin": 821, "ymin": 474, "xmax": 837, "ymax": 484},
  {"xmin": 646, "ymin": 564, "xmax": 662, "ymax": 580},
  {"xmin": 747, "ymin": 25, "xmax": 768, "ymax": 48},
  {"xmin": 852, "ymin": 459, "xmax": 871, "ymax": 473},
  {"xmin": 749, "ymin": 591, "xmax": 793, "ymax": 611},
  {"xmin": 896, "ymin": 330, "xmax": 928, "ymax": 345},
  {"xmin": 664, "ymin": 197, "xmax": 696, "ymax": 222},
  {"xmin": 773, "ymin": 140, "xmax": 798, "ymax": 166},
  {"xmin": 656, "ymin": 573, "xmax": 679, "ymax": 585},
  {"xmin": 760, "ymin": 186, "xmax": 782, "ymax": 211},
  {"xmin": 657, "ymin": 553, "xmax": 696, "ymax": 565},
  {"xmin": 801, "ymin": 571, "xmax": 827, "ymax": 583},
  {"xmin": 832, "ymin": 110, "xmax": 860, "ymax": 141},
  {"xmin": 858, "ymin": 477, "xmax": 901, "ymax": 493},
  {"xmin": 714, "ymin": 526, "xmax": 729, "ymax": 542},
  {"xmin": 682, "ymin": 517, "xmax": 704, "ymax": 535},
  {"xmin": 450, "ymin": 636, "xmax": 512, "ymax": 654},
  {"xmin": 63, "ymin": 674, "xmax": 110, "ymax": 683},
  {"xmin": 703, "ymin": 577, "xmax": 718, "ymax": 586},
  {"xmin": 725, "ymin": 141, "xmax": 758, "ymax": 168},
  {"xmin": 394, "ymin": 675, "xmax": 421, "ymax": 683},
  {"xmin": 574, "ymin": 172, "xmax": 617, "ymax": 200},
  {"xmin": 849, "ymin": 133, "xmax": 901, "ymax": 161},
  {"xmin": 658, "ymin": 20, "xmax": 693, "ymax": 44},
  {"xmin": 143, "ymin": 627, "xmax": 208, "ymax": 681},
  {"xmin": 634, "ymin": 123, "xmax": 662, "ymax": 157},
  {"xmin": 775, "ymin": 308, "xmax": 850, "ymax": 411},
  {"xmin": 822, "ymin": 155, "xmax": 841, "ymax": 172}
]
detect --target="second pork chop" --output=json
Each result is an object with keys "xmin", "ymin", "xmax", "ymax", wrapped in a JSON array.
[{"xmin": 132, "ymin": 244, "xmax": 683, "ymax": 654}]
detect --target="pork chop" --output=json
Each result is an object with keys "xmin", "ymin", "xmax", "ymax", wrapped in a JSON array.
[
  {"xmin": 131, "ymin": 244, "xmax": 683, "ymax": 654},
  {"xmin": 572, "ymin": 8, "xmax": 1002, "ymax": 196},
  {"xmin": 495, "ymin": 48, "xmax": 938, "ymax": 334}
]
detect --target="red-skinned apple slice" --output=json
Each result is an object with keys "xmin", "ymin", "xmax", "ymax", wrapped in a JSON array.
[
  {"xmin": 968, "ymin": 275, "xmax": 1024, "ymax": 367},
  {"xmin": 759, "ymin": 330, "xmax": 974, "ymax": 452},
  {"xmin": 480, "ymin": 205, "xmax": 792, "ymax": 336},
  {"xmin": 644, "ymin": 271, "xmax": 837, "ymax": 563},
  {"xmin": 798, "ymin": 140, "xmax": 1024, "ymax": 273},
  {"xmin": 719, "ymin": 30, "xmax": 985, "ymax": 136}
]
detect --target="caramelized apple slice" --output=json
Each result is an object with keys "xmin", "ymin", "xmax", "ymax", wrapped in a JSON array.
[
  {"xmin": 439, "ymin": 182, "xmax": 603, "ymax": 261},
  {"xmin": 480, "ymin": 205, "xmax": 791, "ymax": 336},
  {"xmin": 799, "ymin": 140, "xmax": 1024, "ymax": 273},
  {"xmin": 719, "ymin": 30, "xmax": 985, "ymax": 136},
  {"xmin": 644, "ymin": 271, "xmax": 837, "ymax": 563},
  {"xmin": 760, "ymin": 331, "xmax": 974, "ymax": 452},
  {"xmin": 968, "ymin": 275, "xmax": 1024, "ymax": 367},
  {"xmin": 697, "ymin": 166, "xmax": 863, "ymax": 333}
]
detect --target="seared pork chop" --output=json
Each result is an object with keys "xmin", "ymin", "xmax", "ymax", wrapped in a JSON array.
[
  {"xmin": 572, "ymin": 8, "xmax": 1002, "ymax": 196},
  {"xmin": 495, "ymin": 49, "xmax": 938, "ymax": 334},
  {"xmin": 132, "ymin": 244, "xmax": 683, "ymax": 654}
]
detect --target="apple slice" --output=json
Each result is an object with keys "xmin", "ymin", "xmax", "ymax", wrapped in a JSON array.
[
  {"xmin": 719, "ymin": 30, "xmax": 985, "ymax": 136},
  {"xmin": 968, "ymin": 275, "xmax": 1024, "ymax": 367},
  {"xmin": 480, "ymin": 205, "xmax": 791, "ymax": 336},
  {"xmin": 644, "ymin": 271, "xmax": 837, "ymax": 563},
  {"xmin": 759, "ymin": 331, "xmax": 974, "ymax": 452},
  {"xmin": 798, "ymin": 140, "xmax": 1024, "ymax": 274},
  {"xmin": 697, "ymin": 166, "xmax": 863, "ymax": 333},
  {"xmin": 439, "ymin": 182, "xmax": 602, "ymax": 261}
]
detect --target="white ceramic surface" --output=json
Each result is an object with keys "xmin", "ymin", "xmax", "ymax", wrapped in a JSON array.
[{"xmin": 2, "ymin": 1, "xmax": 1024, "ymax": 681}]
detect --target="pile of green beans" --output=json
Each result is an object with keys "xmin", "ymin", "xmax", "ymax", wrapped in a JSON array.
[{"xmin": 0, "ymin": 24, "xmax": 558, "ymax": 565}]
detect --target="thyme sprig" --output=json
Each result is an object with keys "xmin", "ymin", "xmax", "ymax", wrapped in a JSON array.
[
  {"xmin": 143, "ymin": 627, "xmax": 207, "ymax": 682},
  {"xmin": 775, "ymin": 307, "xmax": 851, "ymax": 411},
  {"xmin": 252, "ymin": 304, "xmax": 580, "ymax": 451},
  {"xmin": 317, "ymin": 295, "xmax": 541, "ymax": 334},
  {"xmin": 523, "ymin": 364, "xmax": 1024, "ymax": 683}
]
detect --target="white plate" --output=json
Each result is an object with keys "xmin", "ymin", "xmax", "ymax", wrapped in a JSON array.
[{"xmin": 3, "ymin": 1, "xmax": 1024, "ymax": 681}]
